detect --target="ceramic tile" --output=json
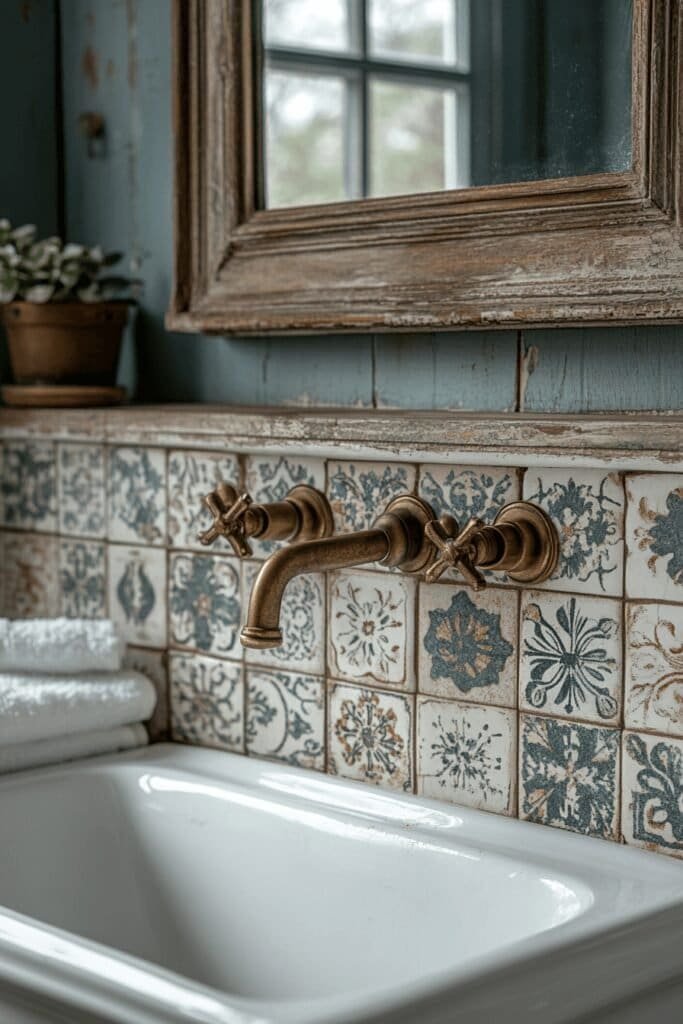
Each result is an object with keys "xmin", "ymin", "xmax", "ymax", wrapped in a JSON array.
[
  {"xmin": 328, "ymin": 682, "xmax": 413, "ymax": 792},
  {"xmin": 327, "ymin": 569, "xmax": 416, "ymax": 691},
  {"xmin": 417, "ymin": 697, "xmax": 516, "ymax": 814},
  {"xmin": 124, "ymin": 647, "xmax": 169, "ymax": 741},
  {"xmin": 59, "ymin": 540, "xmax": 107, "ymax": 618},
  {"xmin": 2, "ymin": 532, "xmax": 59, "ymax": 618},
  {"xmin": 167, "ymin": 449, "xmax": 240, "ymax": 551},
  {"xmin": 246, "ymin": 668, "xmax": 325, "ymax": 770},
  {"xmin": 169, "ymin": 651, "xmax": 243, "ymax": 752},
  {"xmin": 523, "ymin": 468, "xmax": 624, "ymax": 597},
  {"xmin": 626, "ymin": 474, "xmax": 683, "ymax": 602},
  {"xmin": 622, "ymin": 731, "xmax": 683, "ymax": 858},
  {"xmin": 418, "ymin": 582, "xmax": 517, "ymax": 707},
  {"xmin": 244, "ymin": 454, "xmax": 325, "ymax": 556},
  {"xmin": 57, "ymin": 443, "xmax": 106, "ymax": 538},
  {"xmin": 1, "ymin": 441, "xmax": 57, "ymax": 533},
  {"xmin": 168, "ymin": 552, "xmax": 241, "ymax": 659},
  {"xmin": 327, "ymin": 460, "xmax": 416, "ymax": 532},
  {"xmin": 243, "ymin": 561, "xmax": 325, "ymax": 674},
  {"xmin": 108, "ymin": 446, "xmax": 166, "ymax": 546},
  {"xmin": 519, "ymin": 713, "xmax": 620, "ymax": 839},
  {"xmin": 519, "ymin": 591, "xmax": 622, "ymax": 725},
  {"xmin": 108, "ymin": 544, "xmax": 167, "ymax": 647},
  {"xmin": 625, "ymin": 602, "xmax": 683, "ymax": 736}
]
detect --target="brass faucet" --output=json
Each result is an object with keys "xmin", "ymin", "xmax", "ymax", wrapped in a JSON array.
[
  {"xmin": 241, "ymin": 495, "xmax": 436, "ymax": 649},
  {"xmin": 198, "ymin": 482, "xmax": 334, "ymax": 557}
]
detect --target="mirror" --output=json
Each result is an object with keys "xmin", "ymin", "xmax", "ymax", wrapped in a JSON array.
[{"xmin": 260, "ymin": 0, "xmax": 633, "ymax": 208}]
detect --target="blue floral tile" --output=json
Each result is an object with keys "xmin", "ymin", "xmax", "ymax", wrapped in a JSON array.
[
  {"xmin": 243, "ymin": 560, "xmax": 325, "ymax": 675},
  {"xmin": 1, "ymin": 441, "xmax": 57, "ymax": 533},
  {"xmin": 626, "ymin": 474, "xmax": 683, "ymax": 602},
  {"xmin": 244, "ymin": 454, "xmax": 325, "ymax": 556},
  {"xmin": 59, "ymin": 540, "xmax": 106, "ymax": 618},
  {"xmin": 327, "ymin": 460, "xmax": 416, "ymax": 532},
  {"xmin": 520, "ymin": 591, "xmax": 622, "ymax": 725},
  {"xmin": 2, "ymin": 532, "xmax": 59, "ymax": 618},
  {"xmin": 523, "ymin": 468, "xmax": 624, "ymax": 597},
  {"xmin": 622, "ymin": 731, "xmax": 683, "ymax": 858},
  {"xmin": 625, "ymin": 602, "xmax": 683, "ymax": 737},
  {"xmin": 328, "ymin": 569, "xmax": 415, "ymax": 691},
  {"xmin": 246, "ymin": 668, "xmax": 325, "ymax": 770},
  {"xmin": 418, "ymin": 582, "xmax": 517, "ymax": 707},
  {"xmin": 169, "ymin": 552, "xmax": 241, "ymax": 659},
  {"xmin": 167, "ymin": 449, "xmax": 240, "ymax": 551},
  {"xmin": 124, "ymin": 647, "xmax": 168, "ymax": 740},
  {"xmin": 417, "ymin": 697, "xmax": 516, "ymax": 814},
  {"xmin": 328, "ymin": 682, "xmax": 414, "ymax": 792},
  {"xmin": 57, "ymin": 443, "xmax": 106, "ymax": 538},
  {"xmin": 519, "ymin": 714, "xmax": 620, "ymax": 839},
  {"xmin": 108, "ymin": 544, "xmax": 167, "ymax": 647},
  {"xmin": 108, "ymin": 446, "xmax": 166, "ymax": 546},
  {"xmin": 169, "ymin": 651, "xmax": 243, "ymax": 752}
]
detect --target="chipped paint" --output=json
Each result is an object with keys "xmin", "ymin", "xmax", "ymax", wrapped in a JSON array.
[{"xmin": 519, "ymin": 342, "xmax": 539, "ymax": 411}]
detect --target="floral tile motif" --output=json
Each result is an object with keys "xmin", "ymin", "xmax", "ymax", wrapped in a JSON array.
[
  {"xmin": 169, "ymin": 553, "xmax": 241, "ymax": 659},
  {"xmin": 519, "ymin": 591, "xmax": 621, "ymax": 725},
  {"xmin": 327, "ymin": 460, "xmax": 416, "ymax": 532},
  {"xmin": 417, "ymin": 697, "xmax": 516, "ymax": 814},
  {"xmin": 626, "ymin": 474, "xmax": 683, "ymax": 602},
  {"xmin": 243, "ymin": 561, "xmax": 325, "ymax": 675},
  {"xmin": 328, "ymin": 682, "xmax": 413, "ymax": 792},
  {"xmin": 57, "ymin": 443, "xmax": 106, "ymax": 538},
  {"xmin": 124, "ymin": 647, "xmax": 169, "ymax": 740},
  {"xmin": 523, "ymin": 469, "xmax": 624, "ymax": 597},
  {"xmin": 108, "ymin": 447, "xmax": 166, "ymax": 546},
  {"xmin": 169, "ymin": 651, "xmax": 243, "ymax": 752},
  {"xmin": 625, "ymin": 603, "xmax": 683, "ymax": 736},
  {"xmin": 2, "ymin": 532, "xmax": 59, "ymax": 618},
  {"xmin": 244, "ymin": 454, "xmax": 325, "ymax": 556},
  {"xmin": 519, "ymin": 714, "xmax": 620, "ymax": 839},
  {"xmin": 418, "ymin": 583, "xmax": 517, "ymax": 707},
  {"xmin": 59, "ymin": 540, "xmax": 106, "ymax": 618},
  {"xmin": 327, "ymin": 569, "xmax": 415, "ymax": 691},
  {"xmin": 622, "ymin": 731, "xmax": 683, "ymax": 857},
  {"xmin": 246, "ymin": 668, "xmax": 325, "ymax": 770},
  {"xmin": 1, "ymin": 441, "xmax": 57, "ymax": 533},
  {"xmin": 167, "ymin": 449, "xmax": 240, "ymax": 551},
  {"xmin": 108, "ymin": 544, "xmax": 167, "ymax": 647}
]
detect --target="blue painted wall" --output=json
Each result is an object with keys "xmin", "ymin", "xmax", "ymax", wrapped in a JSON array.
[{"xmin": 5, "ymin": 0, "xmax": 683, "ymax": 411}]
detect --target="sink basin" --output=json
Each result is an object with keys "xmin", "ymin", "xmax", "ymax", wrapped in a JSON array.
[{"xmin": 0, "ymin": 744, "xmax": 682, "ymax": 1023}]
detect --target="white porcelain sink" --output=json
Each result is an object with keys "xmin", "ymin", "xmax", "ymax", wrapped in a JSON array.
[{"xmin": 0, "ymin": 745, "xmax": 682, "ymax": 1023}]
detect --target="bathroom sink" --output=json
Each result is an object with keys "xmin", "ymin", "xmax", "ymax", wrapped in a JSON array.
[{"xmin": 0, "ymin": 745, "xmax": 682, "ymax": 1023}]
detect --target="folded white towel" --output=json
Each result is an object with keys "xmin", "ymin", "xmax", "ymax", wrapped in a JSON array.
[
  {"xmin": 0, "ymin": 671, "xmax": 156, "ymax": 747},
  {"xmin": 0, "ymin": 723, "xmax": 148, "ymax": 774},
  {"xmin": 0, "ymin": 619, "xmax": 123, "ymax": 674}
]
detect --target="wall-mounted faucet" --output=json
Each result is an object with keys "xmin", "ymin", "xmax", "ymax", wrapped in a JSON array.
[{"xmin": 198, "ymin": 482, "xmax": 333, "ymax": 557}]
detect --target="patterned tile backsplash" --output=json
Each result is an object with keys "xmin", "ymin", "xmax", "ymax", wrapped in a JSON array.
[{"xmin": 1, "ymin": 417, "xmax": 682, "ymax": 862}]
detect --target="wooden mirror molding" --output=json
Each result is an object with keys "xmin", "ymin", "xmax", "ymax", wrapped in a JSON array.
[{"xmin": 168, "ymin": 0, "xmax": 683, "ymax": 336}]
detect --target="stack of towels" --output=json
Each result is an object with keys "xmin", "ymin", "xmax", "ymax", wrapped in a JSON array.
[{"xmin": 0, "ymin": 618, "xmax": 156, "ymax": 774}]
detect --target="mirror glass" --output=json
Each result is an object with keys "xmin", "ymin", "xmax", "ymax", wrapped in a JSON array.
[{"xmin": 260, "ymin": 0, "xmax": 633, "ymax": 208}]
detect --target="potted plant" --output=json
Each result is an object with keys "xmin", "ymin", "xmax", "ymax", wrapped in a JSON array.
[{"xmin": 0, "ymin": 220, "xmax": 139, "ymax": 394}]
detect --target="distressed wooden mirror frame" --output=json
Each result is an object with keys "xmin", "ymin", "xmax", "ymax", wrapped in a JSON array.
[{"xmin": 168, "ymin": 0, "xmax": 682, "ymax": 336}]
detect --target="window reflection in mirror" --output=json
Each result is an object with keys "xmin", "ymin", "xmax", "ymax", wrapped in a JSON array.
[{"xmin": 260, "ymin": 0, "xmax": 633, "ymax": 209}]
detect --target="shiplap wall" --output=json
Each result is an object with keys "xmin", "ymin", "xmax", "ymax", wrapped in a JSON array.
[{"xmin": 6, "ymin": 0, "xmax": 683, "ymax": 412}]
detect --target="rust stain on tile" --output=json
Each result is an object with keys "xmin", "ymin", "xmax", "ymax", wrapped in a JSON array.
[
  {"xmin": 82, "ymin": 45, "xmax": 99, "ymax": 90},
  {"xmin": 19, "ymin": 1, "xmax": 32, "ymax": 24}
]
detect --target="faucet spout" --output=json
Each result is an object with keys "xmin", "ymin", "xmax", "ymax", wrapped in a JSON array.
[{"xmin": 240, "ymin": 494, "xmax": 436, "ymax": 651}]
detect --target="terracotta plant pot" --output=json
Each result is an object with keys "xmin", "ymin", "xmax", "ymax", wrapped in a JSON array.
[{"xmin": 1, "ymin": 301, "xmax": 128, "ymax": 386}]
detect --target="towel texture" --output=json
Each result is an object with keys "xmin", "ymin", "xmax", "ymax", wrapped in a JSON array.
[
  {"xmin": 0, "ymin": 723, "xmax": 148, "ymax": 774},
  {"xmin": 0, "ymin": 671, "xmax": 156, "ymax": 746},
  {"xmin": 0, "ymin": 619, "xmax": 122, "ymax": 674}
]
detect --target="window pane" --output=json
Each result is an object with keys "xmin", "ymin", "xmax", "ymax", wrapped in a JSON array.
[
  {"xmin": 369, "ymin": 78, "xmax": 463, "ymax": 197},
  {"xmin": 263, "ymin": 0, "xmax": 352, "ymax": 53},
  {"xmin": 368, "ymin": 0, "xmax": 465, "ymax": 67},
  {"xmin": 265, "ymin": 71, "xmax": 347, "ymax": 208}
]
